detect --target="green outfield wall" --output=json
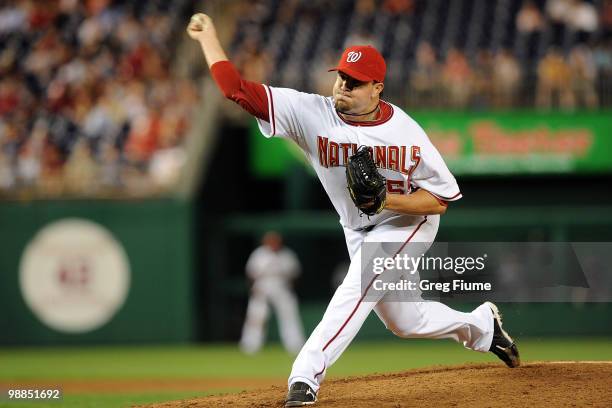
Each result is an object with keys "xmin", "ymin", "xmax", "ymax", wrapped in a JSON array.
[
  {"xmin": 207, "ymin": 209, "xmax": 612, "ymax": 341},
  {"xmin": 0, "ymin": 199, "xmax": 194, "ymax": 345},
  {"xmin": 1, "ymin": 201, "xmax": 610, "ymax": 345}
]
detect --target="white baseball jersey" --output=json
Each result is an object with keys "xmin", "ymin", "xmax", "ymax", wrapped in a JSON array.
[
  {"xmin": 246, "ymin": 246, "xmax": 301, "ymax": 289},
  {"xmin": 256, "ymin": 86, "xmax": 462, "ymax": 230}
]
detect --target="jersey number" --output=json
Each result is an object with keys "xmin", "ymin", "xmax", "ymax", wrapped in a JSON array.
[{"xmin": 386, "ymin": 146, "xmax": 421, "ymax": 195}]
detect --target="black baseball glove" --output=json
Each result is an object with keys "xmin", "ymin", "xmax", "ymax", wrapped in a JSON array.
[{"xmin": 346, "ymin": 146, "xmax": 387, "ymax": 216}]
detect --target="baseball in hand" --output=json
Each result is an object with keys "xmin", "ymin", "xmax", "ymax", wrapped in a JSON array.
[
  {"xmin": 190, "ymin": 14, "xmax": 204, "ymax": 30},
  {"xmin": 187, "ymin": 13, "xmax": 213, "ymax": 39}
]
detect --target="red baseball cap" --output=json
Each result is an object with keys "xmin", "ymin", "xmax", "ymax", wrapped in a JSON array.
[{"xmin": 329, "ymin": 45, "xmax": 386, "ymax": 83}]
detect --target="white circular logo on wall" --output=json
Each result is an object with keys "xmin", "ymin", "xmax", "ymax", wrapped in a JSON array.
[{"xmin": 19, "ymin": 219, "xmax": 130, "ymax": 333}]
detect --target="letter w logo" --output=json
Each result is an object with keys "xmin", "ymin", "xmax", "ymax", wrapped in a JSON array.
[{"xmin": 346, "ymin": 51, "xmax": 362, "ymax": 63}]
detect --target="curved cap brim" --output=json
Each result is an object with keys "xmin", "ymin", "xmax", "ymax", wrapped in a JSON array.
[{"xmin": 328, "ymin": 67, "xmax": 373, "ymax": 82}]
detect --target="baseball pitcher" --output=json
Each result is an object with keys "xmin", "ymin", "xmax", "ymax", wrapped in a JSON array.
[{"xmin": 187, "ymin": 13, "xmax": 520, "ymax": 407}]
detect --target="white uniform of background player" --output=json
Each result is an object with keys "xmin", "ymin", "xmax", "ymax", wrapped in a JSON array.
[
  {"xmin": 240, "ymin": 232, "xmax": 305, "ymax": 354},
  {"xmin": 256, "ymin": 54, "xmax": 494, "ymax": 393}
]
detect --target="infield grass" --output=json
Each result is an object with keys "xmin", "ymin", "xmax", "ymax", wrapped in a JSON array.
[{"xmin": 1, "ymin": 337, "xmax": 611, "ymax": 407}]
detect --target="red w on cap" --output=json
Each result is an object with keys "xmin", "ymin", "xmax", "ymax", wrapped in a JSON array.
[{"xmin": 329, "ymin": 45, "xmax": 386, "ymax": 83}]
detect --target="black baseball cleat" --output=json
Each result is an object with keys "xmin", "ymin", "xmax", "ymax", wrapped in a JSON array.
[
  {"xmin": 285, "ymin": 382, "xmax": 317, "ymax": 407},
  {"xmin": 486, "ymin": 301, "xmax": 521, "ymax": 368}
]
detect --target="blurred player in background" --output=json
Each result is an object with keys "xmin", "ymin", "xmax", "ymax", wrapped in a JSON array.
[{"xmin": 240, "ymin": 231, "xmax": 305, "ymax": 355}]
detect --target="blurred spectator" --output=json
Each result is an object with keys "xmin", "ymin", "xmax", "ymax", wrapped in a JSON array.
[
  {"xmin": 472, "ymin": 49, "xmax": 495, "ymax": 109},
  {"xmin": 409, "ymin": 42, "xmax": 442, "ymax": 107},
  {"xmin": 593, "ymin": 40, "xmax": 612, "ymax": 83},
  {"xmin": 39, "ymin": 139, "xmax": 64, "ymax": 196},
  {"xmin": 344, "ymin": 27, "xmax": 381, "ymax": 50},
  {"xmin": 149, "ymin": 79, "xmax": 195, "ymax": 188},
  {"xmin": 345, "ymin": 0, "xmax": 380, "ymax": 48},
  {"xmin": 442, "ymin": 48, "xmax": 473, "ymax": 108},
  {"xmin": 235, "ymin": 40, "xmax": 272, "ymax": 83},
  {"xmin": 99, "ymin": 141, "xmax": 122, "ymax": 188},
  {"xmin": 354, "ymin": 0, "xmax": 377, "ymax": 19},
  {"xmin": 16, "ymin": 118, "xmax": 46, "ymax": 188},
  {"xmin": 0, "ymin": 3, "xmax": 27, "ymax": 35},
  {"xmin": 0, "ymin": 150, "xmax": 13, "ymax": 189},
  {"xmin": 516, "ymin": 0, "xmax": 545, "ymax": 34},
  {"xmin": 567, "ymin": 0, "xmax": 598, "ymax": 40},
  {"xmin": 536, "ymin": 48, "xmax": 574, "ymax": 109},
  {"xmin": 568, "ymin": 46, "xmax": 599, "ymax": 108},
  {"xmin": 546, "ymin": 0, "xmax": 572, "ymax": 24},
  {"xmin": 545, "ymin": 0, "xmax": 573, "ymax": 45},
  {"xmin": 492, "ymin": 49, "xmax": 522, "ymax": 108},
  {"xmin": 312, "ymin": 51, "xmax": 338, "ymax": 96},
  {"xmin": 63, "ymin": 138, "xmax": 98, "ymax": 195},
  {"xmin": 275, "ymin": 0, "xmax": 299, "ymax": 25},
  {"xmin": 383, "ymin": 0, "xmax": 415, "ymax": 16},
  {"xmin": 603, "ymin": 0, "xmax": 612, "ymax": 36},
  {"xmin": 0, "ymin": 76, "xmax": 22, "ymax": 115}
]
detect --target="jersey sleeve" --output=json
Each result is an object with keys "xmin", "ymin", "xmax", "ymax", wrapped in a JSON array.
[
  {"xmin": 210, "ymin": 61, "xmax": 269, "ymax": 121},
  {"xmin": 410, "ymin": 135, "xmax": 462, "ymax": 202},
  {"xmin": 256, "ymin": 85, "xmax": 322, "ymax": 147}
]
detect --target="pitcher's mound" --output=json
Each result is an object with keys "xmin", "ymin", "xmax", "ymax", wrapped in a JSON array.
[{"xmin": 145, "ymin": 362, "xmax": 612, "ymax": 407}]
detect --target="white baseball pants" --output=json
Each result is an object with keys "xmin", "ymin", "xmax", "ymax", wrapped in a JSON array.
[
  {"xmin": 240, "ymin": 281, "xmax": 305, "ymax": 355},
  {"xmin": 288, "ymin": 214, "xmax": 494, "ymax": 392}
]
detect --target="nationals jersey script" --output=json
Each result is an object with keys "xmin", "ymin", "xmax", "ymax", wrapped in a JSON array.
[{"xmin": 256, "ymin": 86, "xmax": 462, "ymax": 230}]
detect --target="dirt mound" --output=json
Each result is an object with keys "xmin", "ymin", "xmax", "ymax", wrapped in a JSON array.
[{"xmin": 142, "ymin": 362, "xmax": 612, "ymax": 408}]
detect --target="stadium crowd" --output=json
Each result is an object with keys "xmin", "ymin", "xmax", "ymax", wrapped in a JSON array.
[
  {"xmin": 0, "ymin": 0, "xmax": 196, "ymax": 198},
  {"xmin": 230, "ymin": 0, "xmax": 612, "ymax": 109},
  {"xmin": 1, "ymin": 0, "xmax": 611, "ymax": 198}
]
